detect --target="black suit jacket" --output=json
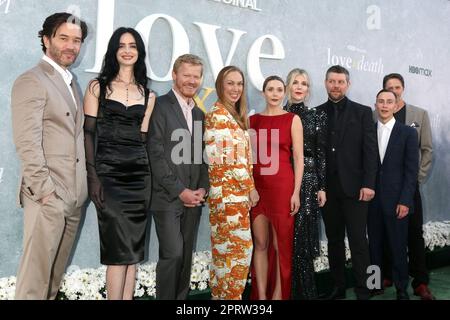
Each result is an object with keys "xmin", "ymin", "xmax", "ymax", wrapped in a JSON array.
[
  {"xmin": 317, "ymin": 97, "xmax": 377, "ymax": 197},
  {"xmin": 147, "ymin": 90, "xmax": 209, "ymax": 210},
  {"xmin": 370, "ymin": 121, "xmax": 419, "ymax": 215}
]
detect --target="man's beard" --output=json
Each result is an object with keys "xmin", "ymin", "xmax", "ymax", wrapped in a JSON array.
[
  {"xmin": 328, "ymin": 92, "xmax": 345, "ymax": 102},
  {"xmin": 49, "ymin": 46, "xmax": 78, "ymax": 68}
]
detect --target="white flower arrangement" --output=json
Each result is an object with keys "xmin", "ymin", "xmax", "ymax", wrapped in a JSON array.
[
  {"xmin": 423, "ymin": 220, "xmax": 450, "ymax": 251},
  {"xmin": 189, "ymin": 250, "xmax": 211, "ymax": 292},
  {"xmin": 313, "ymin": 238, "xmax": 352, "ymax": 273},
  {"xmin": 58, "ymin": 266, "xmax": 107, "ymax": 300},
  {"xmin": 1, "ymin": 221, "xmax": 449, "ymax": 300},
  {"xmin": 0, "ymin": 276, "xmax": 15, "ymax": 300}
]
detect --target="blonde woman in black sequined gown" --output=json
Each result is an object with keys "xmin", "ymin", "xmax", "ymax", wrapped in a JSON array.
[{"xmin": 284, "ymin": 69, "xmax": 327, "ymax": 299}]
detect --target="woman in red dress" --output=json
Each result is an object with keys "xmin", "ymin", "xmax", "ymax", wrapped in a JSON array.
[{"xmin": 249, "ymin": 76, "xmax": 304, "ymax": 299}]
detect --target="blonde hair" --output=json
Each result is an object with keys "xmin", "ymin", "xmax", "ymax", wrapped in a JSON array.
[
  {"xmin": 173, "ymin": 54, "xmax": 204, "ymax": 75},
  {"xmin": 215, "ymin": 66, "xmax": 249, "ymax": 130},
  {"xmin": 285, "ymin": 68, "xmax": 311, "ymax": 107}
]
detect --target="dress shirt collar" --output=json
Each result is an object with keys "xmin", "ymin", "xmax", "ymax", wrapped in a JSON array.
[
  {"xmin": 42, "ymin": 54, "xmax": 73, "ymax": 87},
  {"xmin": 378, "ymin": 117, "xmax": 396, "ymax": 131},
  {"xmin": 172, "ymin": 88, "xmax": 195, "ymax": 111}
]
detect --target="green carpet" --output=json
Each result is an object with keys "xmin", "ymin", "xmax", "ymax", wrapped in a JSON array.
[
  {"xmin": 344, "ymin": 265, "xmax": 450, "ymax": 300},
  {"xmin": 188, "ymin": 266, "xmax": 450, "ymax": 300},
  {"xmin": 146, "ymin": 246, "xmax": 450, "ymax": 300}
]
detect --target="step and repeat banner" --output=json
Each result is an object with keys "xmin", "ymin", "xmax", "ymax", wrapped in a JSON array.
[{"xmin": 1, "ymin": 0, "xmax": 449, "ymax": 276}]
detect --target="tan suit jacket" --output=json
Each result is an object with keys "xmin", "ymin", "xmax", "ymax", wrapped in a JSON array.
[
  {"xmin": 405, "ymin": 104, "xmax": 433, "ymax": 184},
  {"xmin": 11, "ymin": 60, "xmax": 88, "ymax": 207}
]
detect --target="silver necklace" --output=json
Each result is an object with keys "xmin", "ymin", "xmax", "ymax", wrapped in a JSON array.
[{"xmin": 117, "ymin": 76, "xmax": 135, "ymax": 108}]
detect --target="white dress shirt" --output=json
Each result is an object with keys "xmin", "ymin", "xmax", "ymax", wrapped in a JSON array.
[
  {"xmin": 377, "ymin": 117, "xmax": 396, "ymax": 164},
  {"xmin": 172, "ymin": 88, "xmax": 195, "ymax": 134},
  {"xmin": 42, "ymin": 55, "xmax": 77, "ymax": 108}
]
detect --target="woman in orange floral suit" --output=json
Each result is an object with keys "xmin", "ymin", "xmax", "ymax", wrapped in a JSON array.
[{"xmin": 204, "ymin": 66, "xmax": 259, "ymax": 300}]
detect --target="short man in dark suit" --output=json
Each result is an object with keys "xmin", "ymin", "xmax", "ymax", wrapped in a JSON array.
[
  {"xmin": 148, "ymin": 54, "xmax": 209, "ymax": 300},
  {"xmin": 368, "ymin": 89, "xmax": 419, "ymax": 300},
  {"xmin": 381, "ymin": 73, "xmax": 434, "ymax": 299},
  {"xmin": 317, "ymin": 65, "xmax": 378, "ymax": 300}
]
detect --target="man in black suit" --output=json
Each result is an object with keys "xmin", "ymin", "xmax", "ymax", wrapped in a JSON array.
[
  {"xmin": 368, "ymin": 89, "xmax": 418, "ymax": 300},
  {"xmin": 318, "ymin": 65, "xmax": 377, "ymax": 300},
  {"xmin": 148, "ymin": 54, "xmax": 209, "ymax": 300}
]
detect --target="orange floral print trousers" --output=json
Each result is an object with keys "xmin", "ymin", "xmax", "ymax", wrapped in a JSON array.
[{"xmin": 209, "ymin": 202, "xmax": 253, "ymax": 300}]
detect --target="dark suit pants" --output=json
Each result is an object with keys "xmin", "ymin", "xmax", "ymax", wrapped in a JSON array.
[
  {"xmin": 382, "ymin": 185, "xmax": 429, "ymax": 288},
  {"xmin": 368, "ymin": 205, "xmax": 409, "ymax": 292},
  {"xmin": 322, "ymin": 176, "xmax": 371, "ymax": 299},
  {"xmin": 153, "ymin": 207, "xmax": 201, "ymax": 300}
]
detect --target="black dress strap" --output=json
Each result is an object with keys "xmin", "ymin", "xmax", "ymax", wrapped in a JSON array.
[
  {"xmin": 140, "ymin": 87, "xmax": 151, "ymax": 143},
  {"xmin": 144, "ymin": 87, "xmax": 150, "ymax": 107},
  {"xmin": 96, "ymin": 78, "xmax": 107, "ymax": 118}
]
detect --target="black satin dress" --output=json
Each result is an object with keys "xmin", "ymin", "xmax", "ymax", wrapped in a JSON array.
[
  {"xmin": 95, "ymin": 98, "xmax": 151, "ymax": 265},
  {"xmin": 285, "ymin": 102, "xmax": 327, "ymax": 299}
]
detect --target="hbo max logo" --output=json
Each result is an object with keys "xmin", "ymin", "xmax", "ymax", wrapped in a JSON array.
[{"xmin": 409, "ymin": 65, "xmax": 432, "ymax": 77}]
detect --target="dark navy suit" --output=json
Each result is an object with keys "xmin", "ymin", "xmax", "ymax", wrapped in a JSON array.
[{"xmin": 368, "ymin": 120, "xmax": 419, "ymax": 292}]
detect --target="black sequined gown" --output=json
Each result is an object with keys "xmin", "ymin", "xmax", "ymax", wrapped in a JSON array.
[{"xmin": 286, "ymin": 102, "xmax": 327, "ymax": 299}]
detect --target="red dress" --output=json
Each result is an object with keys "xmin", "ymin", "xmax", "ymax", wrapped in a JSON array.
[{"xmin": 249, "ymin": 112, "xmax": 295, "ymax": 300}]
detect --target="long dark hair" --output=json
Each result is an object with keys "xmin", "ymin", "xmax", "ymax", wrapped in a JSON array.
[{"xmin": 94, "ymin": 27, "xmax": 148, "ymax": 100}]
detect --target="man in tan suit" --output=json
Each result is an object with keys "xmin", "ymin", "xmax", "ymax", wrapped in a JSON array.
[{"xmin": 11, "ymin": 12, "xmax": 88, "ymax": 300}]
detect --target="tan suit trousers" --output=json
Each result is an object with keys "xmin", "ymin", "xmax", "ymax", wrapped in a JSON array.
[{"xmin": 14, "ymin": 194, "xmax": 81, "ymax": 300}]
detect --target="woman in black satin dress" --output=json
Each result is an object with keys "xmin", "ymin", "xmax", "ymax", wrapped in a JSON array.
[
  {"xmin": 83, "ymin": 27, "xmax": 155, "ymax": 300},
  {"xmin": 284, "ymin": 69, "xmax": 327, "ymax": 300}
]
